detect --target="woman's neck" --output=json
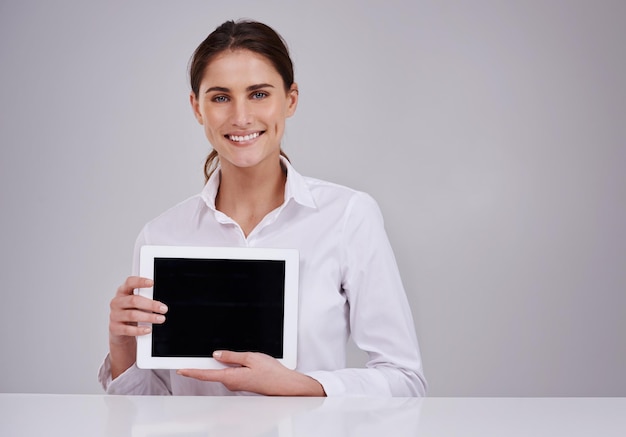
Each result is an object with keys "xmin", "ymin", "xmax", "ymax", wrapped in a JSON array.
[{"xmin": 215, "ymin": 159, "xmax": 287, "ymax": 237}]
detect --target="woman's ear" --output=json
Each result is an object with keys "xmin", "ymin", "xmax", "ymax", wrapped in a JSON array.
[
  {"xmin": 286, "ymin": 83, "xmax": 299, "ymax": 118},
  {"xmin": 190, "ymin": 92, "xmax": 204, "ymax": 125}
]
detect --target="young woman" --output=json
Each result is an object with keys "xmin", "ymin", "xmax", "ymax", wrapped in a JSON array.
[{"xmin": 100, "ymin": 19, "xmax": 427, "ymax": 397}]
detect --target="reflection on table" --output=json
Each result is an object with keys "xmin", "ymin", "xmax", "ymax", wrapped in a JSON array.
[{"xmin": 1, "ymin": 394, "xmax": 624, "ymax": 437}]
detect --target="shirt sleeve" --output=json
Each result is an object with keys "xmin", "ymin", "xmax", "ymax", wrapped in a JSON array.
[
  {"xmin": 97, "ymin": 227, "xmax": 174, "ymax": 395},
  {"xmin": 98, "ymin": 353, "xmax": 172, "ymax": 395},
  {"xmin": 308, "ymin": 192, "xmax": 427, "ymax": 397}
]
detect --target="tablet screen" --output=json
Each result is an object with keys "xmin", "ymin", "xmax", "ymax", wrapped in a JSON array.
[{"xmin": 152, "ymin": 257, "xmax": 286, "ymax": 358}]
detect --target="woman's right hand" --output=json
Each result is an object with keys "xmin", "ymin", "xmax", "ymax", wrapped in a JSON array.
[{"xmin": 108, "ymin": 276, "xmax": 168, "ymax": 378}]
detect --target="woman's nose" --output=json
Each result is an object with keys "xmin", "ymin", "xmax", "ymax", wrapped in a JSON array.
[{"xmin": 230, "ymin": 99, "xmax": 252, "ymax": 126}]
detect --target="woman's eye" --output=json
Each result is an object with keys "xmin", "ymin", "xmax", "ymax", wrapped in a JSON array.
[
  {"xmin": 251, "ymin": 91, "xmax": 268, "ymax": 100},
  {"xmin": 212, "ymin": 95, "xmax": 229, "ymax": 103}
]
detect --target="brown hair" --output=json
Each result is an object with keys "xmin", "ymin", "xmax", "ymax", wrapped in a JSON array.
[{"xmin": 189, "ymin": 20, "xmax": 293, "ymax": 182}]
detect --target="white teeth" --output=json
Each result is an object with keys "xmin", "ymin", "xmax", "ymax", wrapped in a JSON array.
[{"xmin": 229, "ymin": 132, "xmax": 260, "ymax": 142}]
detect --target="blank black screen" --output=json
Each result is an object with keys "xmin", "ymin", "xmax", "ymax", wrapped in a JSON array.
[{"xmin": 151, "ymin": 257, "xmax": 286, "ymax": 358}]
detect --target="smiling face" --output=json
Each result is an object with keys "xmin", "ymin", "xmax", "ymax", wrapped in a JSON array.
[{"xmin": 190, "ymin": 49, "xmax": 298, "ymax": 174}]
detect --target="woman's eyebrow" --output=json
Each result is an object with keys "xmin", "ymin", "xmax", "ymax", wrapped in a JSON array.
[
  {"xmin": 205, "ymin": 86, "xmax": 229, "ymax": 94},
  {"xmin": 246, "ymin": 83, "xmax": 274, "ymax": 91},
  {"xmin": 205, "ymin": 83, "xmax": 275, "ymax": 94}
]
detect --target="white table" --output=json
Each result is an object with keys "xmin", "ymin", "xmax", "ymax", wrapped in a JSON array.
[{"xmin": 1, "ymin": 394, "xmax": 624, "ymax": 436}]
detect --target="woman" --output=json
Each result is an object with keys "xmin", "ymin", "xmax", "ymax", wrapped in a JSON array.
[{"xmin": 100, "ymin": 19, "xmax": 427, "ymax": 397}]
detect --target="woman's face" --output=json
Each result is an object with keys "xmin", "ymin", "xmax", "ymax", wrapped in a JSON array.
[{"xmin": 191, "ymin": 49, "xmax": 298, "ymax": 173}]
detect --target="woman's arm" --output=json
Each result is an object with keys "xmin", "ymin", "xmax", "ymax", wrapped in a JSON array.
[
  {"xmin": 108, "ymin": 276, "xmax": 168, "ymax": 378},
  {"xmin": 178, "ymin": 351, "xmax": 326, "ymax": 396},
  {"xmin": 99, "ymin": 276, "xmax": 172, "ymax": 395},
  {"xmin": 310, "ymin": 192, "xmax": 427, "ymax": 396}
]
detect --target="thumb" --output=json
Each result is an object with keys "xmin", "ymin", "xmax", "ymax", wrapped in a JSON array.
[{"xmin": 212, "ymin": 350, "xmax": 248, "ymax": 365}]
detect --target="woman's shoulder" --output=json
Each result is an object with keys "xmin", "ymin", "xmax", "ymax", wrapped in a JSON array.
[
  {"xmin": 141, "ymin": 193, "xmax": 206, "ymax": 231},
  {"xmin": 301, "ymin": 175, "xmax": 381, "ymax": 214}
]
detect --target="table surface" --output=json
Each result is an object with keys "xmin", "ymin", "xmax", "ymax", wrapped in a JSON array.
[{"xmin": 1, "ymin": 394, "xmax": 624, "ymax": 436}]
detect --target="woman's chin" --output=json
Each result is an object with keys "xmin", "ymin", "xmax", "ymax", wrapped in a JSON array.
[{"xmin": 219, "ymin": 147, "xmax": 281, "ymax": 171}]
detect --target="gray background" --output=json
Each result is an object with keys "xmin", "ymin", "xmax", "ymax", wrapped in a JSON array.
[{"xmin": 1, "ymin": 0, "xmax": 624, "ymax": 396}]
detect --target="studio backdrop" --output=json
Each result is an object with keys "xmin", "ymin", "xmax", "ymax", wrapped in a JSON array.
[{"xmin": 1, "ymin": 0, "xmax": 624, "ymax": 396}]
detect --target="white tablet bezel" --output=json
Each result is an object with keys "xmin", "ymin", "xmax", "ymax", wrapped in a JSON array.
[{"xmin": 136, "ymin": 245, "xmax": 299, "ymax": 370}]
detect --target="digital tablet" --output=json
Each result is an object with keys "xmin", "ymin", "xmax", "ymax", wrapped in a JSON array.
[{"xmin": 136, "ymin": 245, "xmax": 299, "ymax": 370}]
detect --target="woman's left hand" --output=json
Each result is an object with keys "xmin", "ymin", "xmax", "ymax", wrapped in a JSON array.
[{"xmin": 177, "ymin": 351, "xmax": 326, "ymax": 396}]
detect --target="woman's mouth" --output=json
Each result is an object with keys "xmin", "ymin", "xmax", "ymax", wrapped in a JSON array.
[{"xmin": 226, "ymin": 131, "xmax": 263, "ymax": 143}]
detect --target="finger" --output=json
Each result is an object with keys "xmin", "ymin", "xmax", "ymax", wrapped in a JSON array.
[
  {"xmin": 110, "ymin": 322, "xmax": 153, "ymax": 338},
  {"xmin": 212, "ymin": 350, "xmax": 250, "ymax": 366},
  {"xmin": 177, "ymin": 368, "xmax": 227, "ymax": 382},
  {"xmin": 115, "ymin": 276, "xmax": 154, "ymax": 297},
  {"xmin": 111, "ymin": 293, "xmax": 168, "ymax": 315},
  {"xmin": 110, "ymin": 308, "xmax": 166, "ymax": 325},
  {"xmin": 125, "ymin": 294, "xmax": 168, "ymax": 314}
]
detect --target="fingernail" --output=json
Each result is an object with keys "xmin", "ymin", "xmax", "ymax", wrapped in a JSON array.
[
  {"xmin": 156, "ymin": 315, "xmax": 165, "ymax": 323},
  {"xmin": 143, "ymin": 327, "xmax": 152, "ymax": 334},
  {"xmin": 145, "ymin": 279, "xmax": 154, "ymax": 286},
  {"xmin": 213, "ymin": 351, "xmax": 222, "ymax": 358},
  {"xmin": 160, "ymin": 305, "xmax": 168, "ymax": 313}
]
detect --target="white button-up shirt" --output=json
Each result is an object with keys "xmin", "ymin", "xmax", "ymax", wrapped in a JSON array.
[{"xmin": 99, "ymin": 159, "xmax": 427, "ymax": 396}]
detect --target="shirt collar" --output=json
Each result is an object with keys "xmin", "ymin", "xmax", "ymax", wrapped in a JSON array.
[{"xmin": 200, "ymin": 156, "xmax": 317, "ymax": 211}]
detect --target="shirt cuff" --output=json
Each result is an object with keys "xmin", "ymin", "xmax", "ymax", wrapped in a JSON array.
[
  {"xmin": 305, "ymin": 371, "xmax": 346, "ymax": 397},
  {"xmin": 98, "ymin": 354, "xmax": 114, "ymax": 391},
  {"xmin": 98, "ymin": 353, "xmax": 152, "ymax": 395}
]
